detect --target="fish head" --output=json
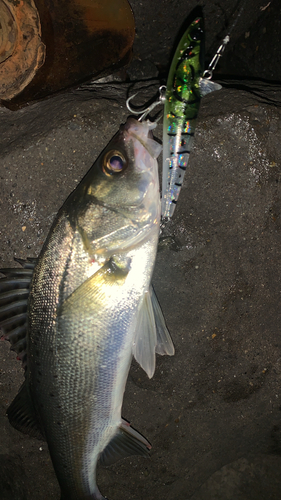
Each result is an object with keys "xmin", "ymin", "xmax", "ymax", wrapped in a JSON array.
[
  {"xmin": 87, "ymin": 117, "xmax": 161, "ymax": 208},
  {"xmin": 67, "ymin": 118, "xmax": 162, "ymax": 257}
]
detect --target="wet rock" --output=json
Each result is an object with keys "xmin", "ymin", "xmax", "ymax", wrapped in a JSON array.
[
  {"xmin": 190, "ymin": 454, "xmax": 281, "ymax": 500},
  {"xmin": 1, "ymin": 80, "xmax": 281, "ymax": 500},
  {"xmin": 0, "ymin": 454, "xmax": 29, "ymax": 500}
]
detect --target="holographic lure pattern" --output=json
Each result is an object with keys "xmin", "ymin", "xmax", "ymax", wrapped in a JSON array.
[{"xmin": 162, "ymin": 17, "xmax": 204, "ymax": 219}]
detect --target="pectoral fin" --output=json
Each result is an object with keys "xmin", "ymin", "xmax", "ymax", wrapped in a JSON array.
[
  {"xmin": 132, "ymin": 287, "xmax": 174, "ymax": 379},
  {"xmin": 151, "ymin": 287, "xmax": 175, "ymax": 356},
  {"xmin": 132, "ymin": 288, "xmax": 157, "ymax": 378}
]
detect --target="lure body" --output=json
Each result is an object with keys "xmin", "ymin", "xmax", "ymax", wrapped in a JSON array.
[{"xmin": 162, "ymin": 16, "xmax": 204, "ymax": 219}]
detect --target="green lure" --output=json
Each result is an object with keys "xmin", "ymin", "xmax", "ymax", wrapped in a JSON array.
[{"xmin": 162, "ymin": 16, "xmax": 221, "ymax": 219}]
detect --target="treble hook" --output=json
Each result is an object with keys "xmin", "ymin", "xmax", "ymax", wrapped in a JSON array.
[{"xmin": 126, "ymin": 85, "xmax": 166, "ymax": 121}]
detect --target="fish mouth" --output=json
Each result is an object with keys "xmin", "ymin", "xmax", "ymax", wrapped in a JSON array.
[
  {"xmin": 122, "ymin": 117, "xmax": 157, "ymax": 152},
  {"xmin": 122, "ymin": 116, "xmax": 139, "ymax": 131}
]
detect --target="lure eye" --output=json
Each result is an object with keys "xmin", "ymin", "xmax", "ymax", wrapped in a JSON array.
[
  {"xmin": 102, "ymin": 150, "xmax": 126, "ymax": 176},
  {"xmin": 190, "ymin": 27, "xmax": 203, "ymax": 41}
]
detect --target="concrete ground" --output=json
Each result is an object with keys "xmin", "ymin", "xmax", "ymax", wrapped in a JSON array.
[{"xmin": 1, "ymin": 0, "xmax": 281, "ymax": 499}]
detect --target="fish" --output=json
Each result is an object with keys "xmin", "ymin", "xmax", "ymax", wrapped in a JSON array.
[
  {"xmin": 0, "ymin": 117, "xmax": 174, "ymax": 500},
  {"xmin": 161, "ymin": 14, "xmax": 221, "ymax": 219}
]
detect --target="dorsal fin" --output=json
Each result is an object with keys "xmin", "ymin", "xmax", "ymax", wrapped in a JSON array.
[
  {"xmin": 0, "ymin": 258, "xmax": 36, "ymax": 369},
  {"xmin": 7, "ymin": 381, "xmax": 44, "ymax": 439}
]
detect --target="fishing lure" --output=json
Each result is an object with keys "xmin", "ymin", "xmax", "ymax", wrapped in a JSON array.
[
  {"xmin": 126, "ymin": 14, "xmax": 232, "ymax": 219},
  {"xmin": 126, "ymin": 16, "xmax": 223, "ymax": 220},
  {"xmin": 161, "ymin": 16, "xmax": 222, "ymax": 219}
]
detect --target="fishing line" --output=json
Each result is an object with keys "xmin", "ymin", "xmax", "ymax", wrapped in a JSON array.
[
  {"xmin": 204, "ymin": 0, "xmax": 248, "ymax": 79},
  {"xmin": 203, "ymin": 0, "xmax": 247, "ymax": 80},
  {"xmin": 226, "ymin": 0, "xmax": 247, "ymax": 37}
]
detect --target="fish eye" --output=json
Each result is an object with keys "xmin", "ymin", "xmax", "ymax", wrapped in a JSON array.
[{"xmin": 102, "ymin": 150, "xmax": 126, "ymax": 176}]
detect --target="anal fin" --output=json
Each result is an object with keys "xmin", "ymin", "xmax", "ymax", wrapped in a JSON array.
[{"xmin": 99, "ymin": 418, "xmax": 151, "ymax": 467}]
